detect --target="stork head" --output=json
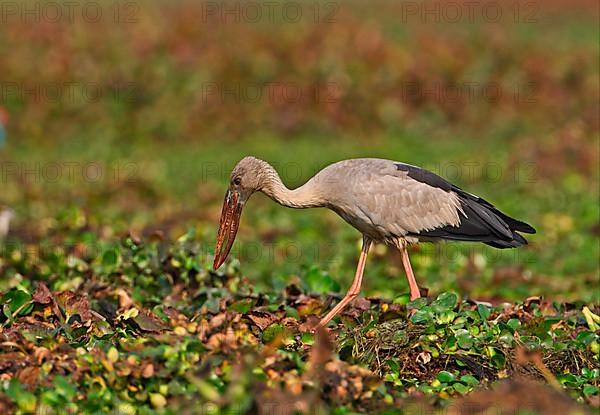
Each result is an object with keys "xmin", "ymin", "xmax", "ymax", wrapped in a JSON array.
[{"xmin": 213, "ymin": 156, "xmax": 272, "ymax": 270}]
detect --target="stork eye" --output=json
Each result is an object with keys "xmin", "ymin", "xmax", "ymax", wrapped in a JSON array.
[{"xmin": 233, "ymin": 177, "xmax": 242, "ymax": 185}]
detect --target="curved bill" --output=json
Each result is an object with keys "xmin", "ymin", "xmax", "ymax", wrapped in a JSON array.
[{"xmin": 213, "ymin": 189, "xmax": 243, "ymax": 270}]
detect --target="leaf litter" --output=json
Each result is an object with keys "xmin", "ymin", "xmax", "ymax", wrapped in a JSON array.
[{"xmin": 0, "ymin": 235, "xmax": 596, "ymax": 413}]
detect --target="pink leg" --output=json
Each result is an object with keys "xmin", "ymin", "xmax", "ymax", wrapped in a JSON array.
[
  {"xmin": 319, "ymin": 237, "xmax": 372, "ymax": 327},
  {"xmin": 399, "ymin": 246, "xmax": 421, "ymax": 300}
]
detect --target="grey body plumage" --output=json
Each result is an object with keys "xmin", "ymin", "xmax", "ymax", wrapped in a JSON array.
[{"xmin": 279, "ymin": 157, "xmax": 535, "ymax": 249}]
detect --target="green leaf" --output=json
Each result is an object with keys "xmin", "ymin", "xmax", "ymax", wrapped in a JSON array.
[
  {"xmin": 443, "ymin": 335, "xmax": 457, "ymax": 350},
  {"xmin": 576, "ymin": 330, "xmax": 598, "ymax": 345},
  {"xmin": 386, "ymin": 358, "xmax": 400, "ymax": 372},
  {"xmin": 432, "ymin": 292, "xmax": 458, "ymax": 312},
  {"xmin": 119, "ymin": 307, "xmax": 139, "ymax": 320},
  {"xmin": 460, "ymin": 375, "xmax": 479, "ymax": 386},
  {"xmin": 477, "ymin": 303, "xmax": 491, "ymax": 320},
  {"xmin": 583, "ymin": 384, "xmax": 598, "ymax": 397},
  {"xmin": 3, "ymin": 304, "xmax": 13, "ymax": 321},
  {"xmin": 486, "ymin": 346, "xmax": 505, "ymax": 366},
  {"xmin": 53, "ymin": 376, "xmax": 77, "ymax": 400},
  {"xmin": 301, "ymin": 332, "xmax": 314, "ymax": 345},
  {"xmin": 408, "ymin": 297, "xmax": 428, "ymax": 310},
  {"xmin": 438, "ymin": 310, "xmax": 456, "ymax": 324},
  {"xmin": 506, "ymin": 318, "xmax": 521, "ymax": 332},
  {"xmin": 499, "ymin": 332, "xmax": 514, "ymax": 346},
  {"xmin": 229, "ymin": 299, "xmax": 253, "ymax": 313},
  {"xmin": 102, "ymin": 248, "xmax": 119, "ymax": 266},
  {"xmin": 453, "ymin": 382, "xmax": 469, "ymax": 394},
  {"xmin": 285, "ymin": 306, "xmax": 300, "ymax": 319},
  {"xmin": 1, "ymin": 289, "xmax": 32, "ymax": 316},
  {"xmin": 410, "ymin": 309, "xmax": 432, "ymax": 324},
  {"xmin": 7, "ymin": 379, "xmax": 37, "ymax": 411},
  {"xmin": 303, "ymin": 266, "xmax": 339, "ymax": 294},
  {"xmin": 262, "ymin": 323, "xmax": 285, "ymax": 343},
  {"xmin": 437, "ymin": 370, "xmax": 455, "ymax": 383},
  {"xmin": 393, "ymin": 293, "xmax": 411, "ymax": 305},
  {"xmin": 457, "ymin": 333, "xmax": 474, "ymax": 349},
  {"xmin": 557, "ymin": 373, "xmax": 579, "ymax": 387}
]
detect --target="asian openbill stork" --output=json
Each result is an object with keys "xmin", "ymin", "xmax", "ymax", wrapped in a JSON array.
[{"xmin": 213, "ymin": 157, "xmax": 535, "ymax": 327}]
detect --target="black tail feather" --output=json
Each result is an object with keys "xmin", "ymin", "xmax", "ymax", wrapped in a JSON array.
[{"xmin": 416, "ymin": 188, "xmax": 536, "ymax": 249}]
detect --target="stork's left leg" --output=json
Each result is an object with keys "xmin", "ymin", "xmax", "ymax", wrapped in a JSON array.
[
  {"xmin": 318, "ymin": 237, "xmax": 372, "ymax": 327},
  {"xmin": 399, "ymin": 246, "xmax": 421, "ymax": 300}
]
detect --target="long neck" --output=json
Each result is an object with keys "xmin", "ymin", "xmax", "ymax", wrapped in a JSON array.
[{"xmin": 259, "ymin": 164, "xmax": 326, "ymax": 209}]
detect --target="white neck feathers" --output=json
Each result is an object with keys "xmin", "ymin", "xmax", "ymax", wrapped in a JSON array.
[{"xmin": 259, "ymin": 163, "xmax": 325, "ymax": 209}]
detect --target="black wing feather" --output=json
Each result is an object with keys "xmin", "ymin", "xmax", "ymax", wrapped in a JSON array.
[{"xmin": 395, "ymin": 163, "xmax": 536, "ymax": 249}]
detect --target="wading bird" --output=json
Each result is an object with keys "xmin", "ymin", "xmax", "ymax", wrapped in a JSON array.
[{"xmin": 213, "ymin": 157, "xmax": 535, "ymax": 327}]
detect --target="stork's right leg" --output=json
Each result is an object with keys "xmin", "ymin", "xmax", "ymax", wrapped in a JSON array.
[
  {"xmin": 318, "ymin": 237, "xmax": 372, "ymax": 327},
  {"xmin": 399, "ymin": 246, "xmax": 421, "ymax": 300}
]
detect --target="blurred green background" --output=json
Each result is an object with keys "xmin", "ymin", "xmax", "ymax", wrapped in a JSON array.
[{"xmin": 0, "ymin": 0, "xmax": 598, "ymax": 302}]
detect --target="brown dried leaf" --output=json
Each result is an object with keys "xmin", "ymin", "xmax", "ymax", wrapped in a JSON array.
[
  {"xmin": 351, "ymin": 297, "xmax": 372, "ymax": 312},
  {"xmin": 32, "ymin": 282, "xmax": 53, "ymax": 305},
  {"xmin": 209, "ymin": 313, "xmax": 227, "ymax": 330},
  {"xmin": 296, "ymin": 298, "xmax": 324, "ymax": 317},
  {"xmin": 0, "ymin": 352, "xmax": 27, "ymax": 373},
  {"xmin": 298, "ymin": 315, "xmax": 320, "ymax": 333},
  {"xmin": 206, "ymin": 328, "xmax": 237, "ymax": 351},
  {"xmin": 33, "ymin": 347, "xmax": 51, "ymax": 364},
  {"xmin": 163, "ymin": 306, "xmax": 189, "ymax": 326},
  {"xmin": 0, "ymin": 394, "xmax": 15, "ymax": 414},
  {"xmin": 56, "ymin": 291, "xmax": 94, "ymax": 322},
  {"xmin": 248, "ymin": 312, "xmax": 277, "ymax": 330},
  {"xmin": 133, "ymin": 309, "xmax": 167, "ymax": 332},
  {"xmin": 197, "ymin": 319, "xmax": 210, "ymax": 342},
  {"xmin": 116, "ymin": 289, "xmax": 134, "ymax": 310},
  {"xmin": 142, "ymin": 363, "xmax": 155, "ymax": 378},
  {"xmin": 16, "ymin": 367, "xmax": 39, "ymax": 386}
]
